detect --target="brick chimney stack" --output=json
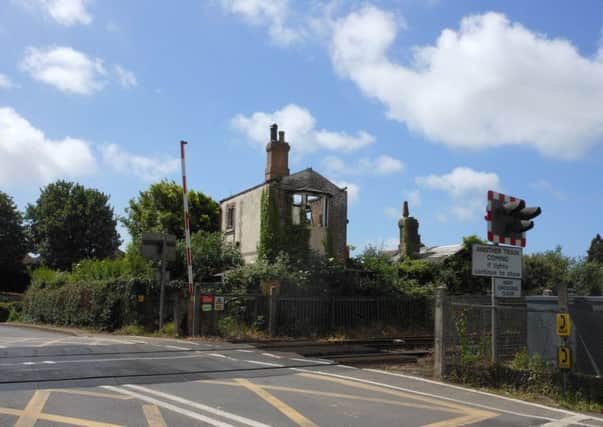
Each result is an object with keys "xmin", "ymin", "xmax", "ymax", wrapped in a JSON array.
[
  {"xmin": 399, "ymin": 201, "xmax": 421, "ymax": 258},
  {"xmin": 265, "ymin": 123, "xmax": 290, "ymax": 181}
]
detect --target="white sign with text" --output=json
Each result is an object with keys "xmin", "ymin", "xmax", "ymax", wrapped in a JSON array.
[
  {"xmin": 472, "ymin": 244, "xmax": 522, "ymax": 279},
  {"xmin": 494, "ymin": 278, "xmax": 522, "ymax": 298}
]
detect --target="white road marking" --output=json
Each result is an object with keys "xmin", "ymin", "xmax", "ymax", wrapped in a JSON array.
[
  {"xmin": 208, "ymin": 353, "xmax": 227, "ymax": 358},
  {"xmin": 290, "ymin": 358, "xmax": 332, "ymax": 365},
  {"xmin": 363, "ymin": 368, "xmax": 603, "ymax": 423},
  {"xmin": 291, "ymin": 368, "xmax": 560, "ymax": 424},
  {"xmin": 102, "ymin": 385, "xmax": 234, "ymax": 427},
  {"xmin": 42, "ymin": 361, "xmax": 56, "ymax": 364},
  {"xmin": 540, "ymin": 415, "xmax": 593, "ymax": 427},
  {"xmin": 245, "ymin": 360, "xmax": 284, "ymax": 367},
  {"xmin": 261, "ymin": 352, "xmax": 282, "ymax": 359},
  {"xmin": 336, "ymin": 364, "xmax": 358, "ymax": 369},
  {"xmin": 236, "ymin": 349, "xmax": 254, "ymax": 353},
  {"xmin": 163, "ymin": 345, "xmax": 191, "ymax": 351},
  {"xmin": 0, "ymin": 345, "xmax": 6, "ymax": 349},
  {"xmin": 2, "ymin": 353, "xmax": 204, "ymax": 367},
  {"xmin": 125, "ymin": 384, "xmax": 271, "ymax": 427}
]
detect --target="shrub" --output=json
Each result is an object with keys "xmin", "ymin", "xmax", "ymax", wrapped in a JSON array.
[
  {"xmin": 0, "ymin": 303, "xmax": 9, "ymax": 322},
  {"xmin": 156, "ymin": 321, "xmax": 178, "ymax": 337}
]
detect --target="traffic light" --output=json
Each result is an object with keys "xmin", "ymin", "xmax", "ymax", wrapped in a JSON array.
[{"xmin": 486, "ymin": 191, "xmax": 541, "ymax": 247}]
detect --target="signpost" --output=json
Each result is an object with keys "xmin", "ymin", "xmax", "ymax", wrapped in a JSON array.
[
  {"xmin": 494, "ymin": 278, "xmax": 521, "ymax": 298},
  {"xmin": 559, "ymin": 346, "xmax": 571, "ymax": 370},
  {"xmin": 214, "ymin": 296, "xmax": 225, "ymax": 312},
  {"xmin": 556, "ymin": 313, "xmax": 571, "ymax": 337},
  {"xmin": 141, "ymin": 232, "xmax": 177, "ymax": 330}
]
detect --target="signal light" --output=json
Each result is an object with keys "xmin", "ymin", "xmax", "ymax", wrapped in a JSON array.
[{"xmin": 486, "ymin": 191, "xmax": 541, "ymax": 247}]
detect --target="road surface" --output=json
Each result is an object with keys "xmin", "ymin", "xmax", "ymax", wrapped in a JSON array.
[{"xmin": 0, "ymin": 324, "xmax": 601, "ymax": 426}]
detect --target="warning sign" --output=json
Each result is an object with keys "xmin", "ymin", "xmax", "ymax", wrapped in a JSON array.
[
  {"xmin": 556, "ymin": 313, "xmax": 571, "ymax": 336},
  {"xmin": 494, "ymin": 278, "xmax": 521, "ymax": 298},
  {"xmin": 559, "ymin": 346, "xmax": 571, "ymax": 369},
  {"xmin": 201, "ymin": 295, "xmax": 213, "ymax": 304},
  {"xmin": 472, "ymin": 244, "xmax": 522, "ymax": 279}
]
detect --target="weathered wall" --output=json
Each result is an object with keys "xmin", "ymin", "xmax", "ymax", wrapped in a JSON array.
[{"xmin": 220, "ymin": 184, "xmax": 267, "ymax": 264}]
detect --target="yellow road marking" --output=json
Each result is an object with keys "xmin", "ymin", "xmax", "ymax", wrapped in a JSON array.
[
  {"xmin": 297, "ymin": 373, "xmax": 498, "ymax": 426},
  {"xmin": 50, "ymin": 388, "xmax": 133, "ymax": 400},
  {"xmin": 0, "ymin": 406, "xmax": 125, "ymax": 427},
  {"xmin": 143, "ymin": 404, "xmax": 167, "ymax": 427},
  {"xmin": 14, "ymin": 390, "xmax": 50, "ymax": 427},
  {"xmin": 200, "ymin": 379, "xmax": 455, "ymax": 413},
  {"xmin": 235, "ymin": 378, "xmax": 318, "ymax": 427},
  {"xmin": 34, "ymin": 337, "xmax": 71, "ymax": 347}
]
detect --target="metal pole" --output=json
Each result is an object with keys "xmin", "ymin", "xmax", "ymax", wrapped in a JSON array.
[
  {"xmin": 159, "ymin": 233, "xmax": 167, "ymax": 330},
  {"xmin": 491, "ymin": 276, "xmax": 498, "ymax": 364},
  {"xmin": 180, "ymin": 141, "xmax": 196, "ymax": 335}
]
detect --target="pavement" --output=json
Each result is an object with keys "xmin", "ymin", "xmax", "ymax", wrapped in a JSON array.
[{"xmin": 1, "ymin": 324, "xmax": 602, "ymax": 426}]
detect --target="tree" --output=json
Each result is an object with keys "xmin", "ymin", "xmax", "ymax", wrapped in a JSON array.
[
  {"xmin": 26, "ymin": 181, "xmax": 120, "ymax": 270},
  {"xmin": 438, "ymin": 235, "xmax": 490, "ymax": 295},
  {"xmin": 0, "ymin": 191, "xmax": 30, "ymax": 291},
  {"xmin": 122, "ymin": 180, "xmax": 219, "ymax": 242},
  {"xmin": 587, "ymin": 233, "xmax": 603, "ymax": 264},
  {"xmin": 523, "ymin": 246, "xmax": 571, "ymax": 295}
]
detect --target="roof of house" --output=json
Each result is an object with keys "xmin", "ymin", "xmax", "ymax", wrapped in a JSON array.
[
  {"xmin": 219, "ymin": 168, "xmax": 345, "ymax": 203},
  {"xmin": 387, "ymin": 243, "xmax": 463, "ymax": 263}
]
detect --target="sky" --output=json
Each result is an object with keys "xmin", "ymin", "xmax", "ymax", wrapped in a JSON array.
[{"xmin": 1, "ymin": 0, "xmax": 602, "ymax": 258}]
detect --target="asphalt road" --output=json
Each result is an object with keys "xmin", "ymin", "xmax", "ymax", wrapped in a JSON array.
[{"xmin": 1, "ymin": 324, "xmax": 602, "ymax": 427}]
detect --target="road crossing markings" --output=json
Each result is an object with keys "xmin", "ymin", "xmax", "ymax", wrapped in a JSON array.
[
  {"xmin": 294, "ymin": 370, "xmax": 498, "ymax": 426},
  {"xmin": 200, "ymin": 379, "xmax": 463, "ymax": 413},
  {"xmin": 362, "ymin": 368, "xmax": 603, "ymax": 424},
  {"xmin": 121, "ymin": 384, "xmax": 271, "ymax": 427},
  {"xmin": 244, "ymin": 360, "xmax": 284, "ymax": 367},
  {"xmin": 14, "ymin": 390, "xmax": 50, "ymax": 427},
  {"xmin": 290, "ymin": 357, "xmax": 332, "ymax": 365},
  {"xmin": 261, "ymin": 352, "xmax": 282, "ymax": 359},
  {"xmin": 162, "ymin": 345, "xmax": 191, "ymax": 351},
  {"xmin": 103, "ymin": 386, "xmax": 233, "ymax": 427},
  {"xmin": 236, "ymin": 349, "xmax": 254, "ymax": 353},
  {"xmin": 143, "ymin": 404, "xmax": 168, "ymax": 427},
  {"xmin": 50, "ymin": 388, "xmax": 133, "ymax": 400},
  {"xmin": 235, "ymin": 378, "xmax": 318, "ymax": 427}
]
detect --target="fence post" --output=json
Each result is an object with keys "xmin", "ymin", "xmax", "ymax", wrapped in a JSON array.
[
  {"xmin": 268, "ymin": 286, "xmax": 280, "ymax": 337},
  {"xmin": 434, "ymin": 286, "xmax": 447, "ymax": 379}
]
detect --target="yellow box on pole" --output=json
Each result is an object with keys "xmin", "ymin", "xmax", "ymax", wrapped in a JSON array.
[
  {"xmin": 559, "ymin": 346, "xmax": 571, "ymax": 369},
  {"xmin": 556, "ymin": 313, "xmax": 571, "ymax": 336}
]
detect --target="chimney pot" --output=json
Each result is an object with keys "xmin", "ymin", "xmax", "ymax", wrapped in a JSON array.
[
  {"xmin": 403, "ymin": 201, "xmax": 409, "ymax": 218},
  {"xmin": 278, "ymin": 130, "xmax": 285, "ymax": 143},
  {"xmin": 270, "ymin": 124, "xmax": 278, "ymax": 141}
]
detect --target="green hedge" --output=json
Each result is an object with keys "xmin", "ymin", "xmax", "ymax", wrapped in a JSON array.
[
  {"xmin": 0, "ymin": 303, "xmax": 9, "ymax": 322},
  {"xmin": 23, "ymin": 278, "xmax": 152, "ymax": 331}
]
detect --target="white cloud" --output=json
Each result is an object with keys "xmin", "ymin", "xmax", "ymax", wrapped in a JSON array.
[
  {"xmin": 417, "ymin": 167, "xmax": 501, "ymax": 221},
  {"xmin": 100, "ymin": 144, "xmax": 180, "ymax": 182},
  {"xmin": 322, "ymin": 154, "xmax": 404, "ymax": 175},
  {"xmin": 114, "ymin": 65, "xmax": 137, "ymax": 88},
  {"xmin": 231, "ymin": 104, "xmax": 374, "ymax": 155},
  {"xmin": 20, "ymin": 46, "xmax": 106, "ymax": 95},
  {"xmin": 333, "ymin": 180, "xmax": 359, "ymax": 204},
  {"xmin": 220, "ymin": 0, "xmax": 304, "ymax": 46},
  {"xmin": 0, "ymin": 74, "xmax": 15, "ymax": 89},
  {"xmin": 331, "ymin": 7, "xmax": 603, "ymax": 159},
  {"xmin": 0, "ymin": 107, "xmax": 97, "ymax": 186},
  {"xmin": 17, "ymin": 0, "xmax": 93, "ymax": 26}
]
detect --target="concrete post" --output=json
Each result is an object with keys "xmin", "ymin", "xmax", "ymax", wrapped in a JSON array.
[
  {"xmin": 268, "ymin": 286, "xmax": 280, "ymax": 337},
  {"xmin": 434, "ymin": 286, "xmax": 447, "ymax": 379}
]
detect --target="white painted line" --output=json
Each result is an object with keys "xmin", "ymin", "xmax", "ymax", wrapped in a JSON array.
[
  {"xmin": 0, "ymin": 353, "xmax": 204, "ymax": 367},
  {"xmin": 290, "ymin": 358, "xmax": 332, "ymax": 365},
  {"xmin": 540, "ymin": 415, "xmax": 593, "ymax": 427},
  {"xmin": 163, "ymin": 345, "xmax": 191, "ymax": 351},
  {"xmin": 337, "ymin": 365, "xmax": 358, "ymax": 369},
  {"xmin": 102, "ymin": 386, "xmax": 233, "ymax": 427},
  {"xmin": 362, "ymin": 368, "xmax": 603, "ymax": 423},
  {"xmin": 124, "ymin": 384, "xmax": 271, "ymax": 427},
  {"xmin": 291, "ymin": 368, "xmax": 558, "ymax": 423},
  {"xmin": 0, "ymin": 345, "xmax": 6, "ymax": 349},
  {"xmin": 42, "ymin": 361, "xmax": 56, "ymax": 364},
  {"xmin": 208, "ymin": 353, "xmax": 227, "ymax": 358},
  {"xmin": 245, "ymin": 360, "xmax": 284, "ymax": 367},
  {"xmin": 261, "ymin": 352, "xmax": 282, "ymax": 359},
  {"xmin": 236, "ymin": 349, "xmax": 254, "ymax": 353}
]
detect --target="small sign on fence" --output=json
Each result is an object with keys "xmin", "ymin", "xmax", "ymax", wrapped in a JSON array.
[
  {"xmin": 494, "ymin": 278, "xmax": 521, "ymax": 298},
  {"xmin": 559, "ymin": 346, "xmax": 571, "ymax": 369},
  {"xmin": 214, "ymin": 296, "xmax": 225, "ymax": 311},
  {"xmin": 556, "ymin": 313, "xmax": 571, "ymax": 336},
  {"xmin": 201, "ymin": 295, "xmax": 213, "ymax": 304},
  {"xmin": 201, "ymin": 304, "xmax": 213, "ymax": 312}
]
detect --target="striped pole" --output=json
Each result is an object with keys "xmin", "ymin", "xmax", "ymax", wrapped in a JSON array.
[{"xmin": 180, "ymin": 141, "xmax": 193, "ymax": 296}]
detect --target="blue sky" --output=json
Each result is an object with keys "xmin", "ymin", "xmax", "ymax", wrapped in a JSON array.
[{"xmin": 1, "ymin": 0, "xmax": 602, "ymax": 257}]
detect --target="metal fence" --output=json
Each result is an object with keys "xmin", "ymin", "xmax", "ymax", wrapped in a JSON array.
[{"xmin": 215, "ymin": 294, "xmax": 433, "ymax": 337}]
